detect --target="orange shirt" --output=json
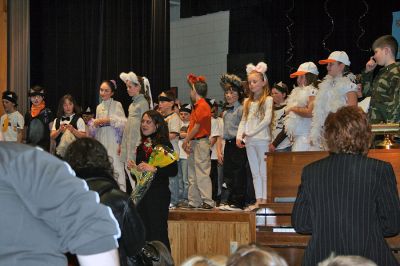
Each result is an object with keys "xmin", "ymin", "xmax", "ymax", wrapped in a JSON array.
[{"xmin": 188, "ymin": 98, "xmax": 211, "ymax": 139}]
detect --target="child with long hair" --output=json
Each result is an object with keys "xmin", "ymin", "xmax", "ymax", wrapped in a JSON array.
[
  {"xmin": 50, "ymin": 94, "xmax": 86, "ymax": 157},
  {"xmin": 120, "ymin": 71, "xmax": 151, "ymax": 189},
  {"xmin": 90, "ymin": 80, "xmax": 127, "ymax": 191},
  {"xmin": 237, "ymin": 62, "xmax": 273, "ymax": 210},
  {"xmin": 284, "ymin": 62, "xmax": 319, "ymax": 151}
]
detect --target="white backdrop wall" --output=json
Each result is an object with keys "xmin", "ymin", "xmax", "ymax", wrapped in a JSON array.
[{"xmin": 170, "ymin": 11, "xmax": 229, "ymax": 105}]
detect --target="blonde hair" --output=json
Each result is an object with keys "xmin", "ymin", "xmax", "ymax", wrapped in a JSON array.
[
  {"xmin": 227, "ymin": 245, "xmax": 288, "ymax": 266},
  {"xmin": 318, "ymin": 253, "xmax": 377, "ymax": 266},
  {"xmin": 243, "ymin": 71, "xmax": 270, "ymax": 121},
  {"xmin": 181, "ymin": 255, "xmax": 227, "ymax": 266}
]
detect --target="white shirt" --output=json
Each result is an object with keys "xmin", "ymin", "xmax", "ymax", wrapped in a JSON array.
[
  {"xmin": 0, "ymin": 111, "xmax": 24, "ymax": 142},
  {"xmin": 51, "ymin": 114, "xmax": 86, "ymax": 132},
  {"xmin": 237, "ymin": 96, "xmax": 273, "ymax": 143},
  {"xmin": 210, "ymin": 117, "xmax": 223, "ymax": 160},
  {"xmin": 178, "ymin": 121, "xmax": 189, "ymax": 159}
]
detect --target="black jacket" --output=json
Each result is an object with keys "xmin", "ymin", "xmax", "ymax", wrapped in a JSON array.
[
  {"xmin": 292, "ymin": 154, "xmax": 400, "ymax": 266},
  {"xmin": 84, "ymin": 175, "xmax": 146, "ymax": 266}
]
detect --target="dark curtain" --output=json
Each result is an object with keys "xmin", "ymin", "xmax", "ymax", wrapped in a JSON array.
[
  {"xmin": 30, "ymin": 0, "xmax": 170, "ymax": 113},
  {"xmin": 182, "ymin": 0, "xmax": 400, "ymax": 87}
]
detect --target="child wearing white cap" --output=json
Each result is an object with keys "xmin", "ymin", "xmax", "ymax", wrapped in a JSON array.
[
  {"xmin": 284, "ymin": 62, "xmax": 319, "ymax": 151},
  {"xmin": 310, "ymin": 51, "xmax": 358, "ymax": 150}
]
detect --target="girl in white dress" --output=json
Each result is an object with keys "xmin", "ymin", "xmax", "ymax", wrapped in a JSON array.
[
  {"xmin": 90, "ymin": 80, "xmax": 127, "ymax": 191},
  {"xmin": 237, "ymin": 62, "xmax": 273, "ymax": 210},
  {"xmin": 310, "ymin": 51, "xmax": 358, "ymax": 150},
  {"xmin": 284, "ymin": 62, "xmax": 319, "ymax": 151}
]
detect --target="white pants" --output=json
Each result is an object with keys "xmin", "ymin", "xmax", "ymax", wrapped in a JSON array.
[
  {"xmin": 292, "ymin": 135, "xmax": 311, "ymax": 151},
  {"xmin": 245, "ymin": 141, "xmax": 268, "ymax": 200}
]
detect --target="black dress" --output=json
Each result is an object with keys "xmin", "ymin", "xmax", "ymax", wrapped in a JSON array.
[{"xmin": 135, "ymin": 139, "xmax": 178, "ymax": 251}]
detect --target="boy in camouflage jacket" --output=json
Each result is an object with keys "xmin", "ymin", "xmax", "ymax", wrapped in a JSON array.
[{"xmin": 361, "ymin": 35, "xmax": 400, "ymax": 123}]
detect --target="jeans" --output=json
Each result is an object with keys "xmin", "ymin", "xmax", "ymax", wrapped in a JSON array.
[{"xmin": 177, "ymin": 159, "xmax": 189, "ymax": 202}]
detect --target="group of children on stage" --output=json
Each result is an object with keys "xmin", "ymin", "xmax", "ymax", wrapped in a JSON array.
[{"xmin": 1, "ymin": 35, "xmax": 399, "ymax": 211}]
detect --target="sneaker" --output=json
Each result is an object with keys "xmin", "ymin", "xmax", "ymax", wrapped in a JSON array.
[
  {"xmin": 178, "ymin": 202, "xmax": 197, "ymax": 209},
  {"xmin": 218, "ymin": 203, "xmax": 228, "ymax": 210},
  {"xmin": 224, "ymin": 205, "xmax": 243, "ymax": 211},
  {"xmin": 176, "ymin": 201, "xmax": 188, "ymax": 208},
  {"xmin": 198, "ymin": 202, "xmax": 214, "ymax": 210},
  {"xmin": 244, "ymin": 203, "xmax": 259, "ymax": 212}
]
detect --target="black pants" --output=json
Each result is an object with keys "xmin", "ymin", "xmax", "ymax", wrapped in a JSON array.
[
  {"xmin": 136, "ymin": 181, "xmax": 171, "ymax": 251},
  {"xmin": 223, "ymin": 140, "xmax": 248, "ymax": 208},
  {"xmin": 210, "ymin": 159, "xmax": 221, "ymax": 202}
]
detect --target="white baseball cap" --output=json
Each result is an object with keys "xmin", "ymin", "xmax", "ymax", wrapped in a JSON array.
[
  {"xmin": 290, "ymin": 62, "xmax": 319, "ymax": 78},
  {"xmin": 319, "ymin": 51, "xmax": 351, "ymax": 66}
]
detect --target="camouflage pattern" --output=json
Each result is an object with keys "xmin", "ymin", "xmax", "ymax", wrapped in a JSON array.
[{"xmin": 361, "ymin": 62, "xmax": 400, "ymax": 123}]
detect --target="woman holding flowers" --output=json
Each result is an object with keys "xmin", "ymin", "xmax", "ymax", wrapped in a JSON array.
[{"xmin": 127, "ymin": 110, "xmax": 177, "ymax": 250}]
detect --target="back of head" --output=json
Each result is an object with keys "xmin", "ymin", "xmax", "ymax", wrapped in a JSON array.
[
  {"xmin": 227, "ymin": 245, "xmax": 288, "ymax": 266},
  {"xmin": 318, "ymin": 254, "xmax": 377, "ymax": 266},
  {"xmin": 324, "ymin": 106, "xmax": 371, "ymax": 156},
  {"xmin": 372, "ymin": 35, "xmax": 398, "ymax": 58},
  {"xmin": 182, "ymin": 255, "xmax": 227, "ymax": 266},
  {"xmin": 64, "ymin": 137, "xmax": 114, "ymax": 178},
  {"xmin": 187, "ymin": 74, "xmax": 208, "ymax": 98}
]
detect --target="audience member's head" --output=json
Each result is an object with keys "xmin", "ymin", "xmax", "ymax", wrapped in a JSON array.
[
  {"xmin": 324, "ymin": 106, "xmax": 372, "ymax": 156},
  {"xmin": 318, "ymin": 253, "xmax": 377, "ymax": 266},
  {"xmin": 226, "ymin": 244, "xmax": 288, "ymax": 266},
  {"xmin": 181, "ymin": 255, "xmax": 227, "ymax": 266},
  {"xmin": 64, "ymin": 137, "xmax": 115, "ymax": 179}
]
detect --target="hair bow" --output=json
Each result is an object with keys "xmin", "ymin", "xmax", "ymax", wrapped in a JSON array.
[
  {"xmin": 246, "ymin": 62, "xmax": 268, "ymax": 75},
  {"xmin": 187, "ymin": 73, "xmax": 206, "ymax": 85}
]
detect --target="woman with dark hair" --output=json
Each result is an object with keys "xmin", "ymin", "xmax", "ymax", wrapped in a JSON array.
[
  {"xmin": 64, "ymin": 137, "xmax": 146, "ymax": 266},
  {"xmin": 50, "ymin": 94, "xmax": 86, "ymax": 157},
  {"xmin": 127, "ymin": 110, "xmax": 178, "ymax": 250},
  {"xmin": 292, "ymin": 106, "xmax": 400, "ymax": 266},
  {"xmin": 90, "ymin": 80, "xmax": 127, "ymax": 191}
]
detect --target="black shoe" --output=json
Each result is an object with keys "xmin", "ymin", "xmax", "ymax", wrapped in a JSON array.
[{"xmin": 199, "ymin": 202, "xmax": 214, "ymax": 210}]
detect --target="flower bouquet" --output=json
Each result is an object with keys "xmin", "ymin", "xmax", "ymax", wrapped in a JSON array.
[{"xmin": 130, "ymin": 144, "xmax": 177, "ymax": 205}]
